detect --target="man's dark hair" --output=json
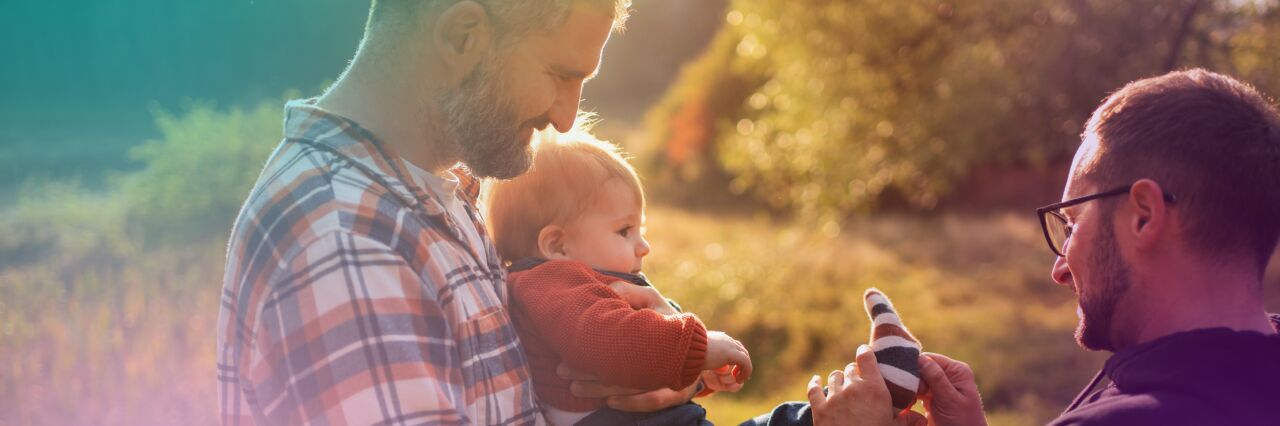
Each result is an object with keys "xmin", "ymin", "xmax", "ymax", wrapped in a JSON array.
[{"xmin": 1082, "ymin": 68, "xmax": 1280, "ymax": 274}]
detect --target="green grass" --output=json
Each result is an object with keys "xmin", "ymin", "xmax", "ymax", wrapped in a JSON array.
[{"xmin": 640, "ymin": 207, "xmax": 1102, "ymax": 425}]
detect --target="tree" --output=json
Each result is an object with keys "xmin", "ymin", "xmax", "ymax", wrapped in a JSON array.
[{"xmin": 646, "ymin": 0, "xmax": 1280, "ymax": 215}]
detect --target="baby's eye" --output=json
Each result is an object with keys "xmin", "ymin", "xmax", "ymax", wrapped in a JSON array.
[{"xmin": 617, "ymin": 226, "xmax": 632, "ymax": 237}]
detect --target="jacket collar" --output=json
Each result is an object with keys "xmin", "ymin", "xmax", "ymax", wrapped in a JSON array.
[{"xmin": 1103, "ymin": 314, "xmax": 1280, "ymax": 390}]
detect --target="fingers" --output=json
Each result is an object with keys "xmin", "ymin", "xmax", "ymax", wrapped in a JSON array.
[
  {"xmin": 733, "ymin": 343, "xmax": 753, "ymax": 382},
  {"xmin": 936, "ymin": 350, "xmax": 972, "ymax": 386},
  {"xmin": 606, "ymin": 394, "xmax": 659, "ymax": 412},
  {"xmin": 607, "ymin": 281, "xmax": 644, "ymax": 309},
  {"xmin": 570, "ymin": 381, "xmax": 644, "ymax": 398},
  {"xmin": 922, "ymin": 352, "xmax": 972, "ymax": 378},
  {"xmin": 714, "ymin": 335, "xmax": 752, "ymax": 383},
  {"xmin": 928, "ymin": 352, "xmax": 976, "ymax": 388},
  {"xmin": 921, "ymin": 352, "xmax": 957, "ymax": 364},
  {"xmin": 608, "ymin": 281, "xmax": 674, "ymax": 312},
  {"xmin": 606, "ymin": 383, "xmax": 698, "ymax": 412},
  {"xmin": 917, "ymin": 354, "xmax": 959, "ymax": 401},
  {"xmin": 854, "ymin": 344, "xmax": 883, "ymax": 384},
  {"xmin": 606, "ymin": 389, "xmax": 672, "ymax": 412},
  {"xmin": 717, "ymin": 369, "xmax": 738, "ymax": 387},
  {"xmin": 806, "ymin": 374, "xmax": 827, "ymax": 409},
  {"xmin": 828, "ymin": 369, "xmax": 846, "ymax": 394},
  {"xmin": 701, "ymin": 367, "xmax": 744, "ymax": 393},
  {"xmin": 556, "ymin": 363, "xmax": 599, "ymax": 381}
]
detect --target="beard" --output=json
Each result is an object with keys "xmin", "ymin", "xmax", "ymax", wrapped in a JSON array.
[
  {"xmin": 436, "ymin": 55, "xmax": 536, "ymax": 179},
  {"xmin": 1074, "ymin": 217, "xmax": 1132, "ymax": 351}
]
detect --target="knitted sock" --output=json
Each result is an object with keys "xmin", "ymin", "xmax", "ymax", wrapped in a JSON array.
[{"xmin": 863, "ymin": 288, "xmax": 922, "ymax": 411}]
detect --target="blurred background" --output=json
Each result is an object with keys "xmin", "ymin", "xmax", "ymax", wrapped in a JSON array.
[{"xmin": 3, "ymin": 0, "xmax": 1280, "ymax": 424}]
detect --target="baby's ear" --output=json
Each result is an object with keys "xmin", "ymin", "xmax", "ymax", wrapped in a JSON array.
[{"xmin": 537, "ymin": 225, "xmax": 569, "ymax": 259}]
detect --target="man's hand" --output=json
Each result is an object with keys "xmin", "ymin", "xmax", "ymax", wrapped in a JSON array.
[
  {"xmin": 608, "ymin": 281, "xmax": 679, "ymax": 315},
  {"xmin": 606, "ymin": 382, "xmax": 700, "ymax": 412},
  {"xmin": 917, "ymin": 353, "xmax": 987, "ymax": 426},
  {"xmin": 806, "ymin": 345, "xmax": 926, "ymax": 426},
  {"xmin": 558, "ymin": 362, "xmax": 698, "ymax": 412}
]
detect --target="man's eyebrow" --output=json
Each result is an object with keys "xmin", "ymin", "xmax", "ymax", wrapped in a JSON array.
[{"xmin": 551, "ymin": 63, "xmax": 597, "ymax": 81}]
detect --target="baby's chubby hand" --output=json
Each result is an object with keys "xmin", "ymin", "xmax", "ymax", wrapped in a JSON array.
[
  {"xmin": 704, "ymin": 331, "xmax": 752, "ymax": 384},
  {"xmin": 702, "ymin": 365, "xmax": 745, "ymax": 393}
]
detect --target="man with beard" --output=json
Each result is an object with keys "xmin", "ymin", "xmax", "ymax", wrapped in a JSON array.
[
  {"xmin": 901, "ymin": 69, "xmax": 1280, "ymax": 425},
  {"xmin": 216, "ymin": 1, "xmax": 640, "ymax": 424},
  {"xmin": 741, "ymin": 69, "xmax": 1280, "ymax": 426}
]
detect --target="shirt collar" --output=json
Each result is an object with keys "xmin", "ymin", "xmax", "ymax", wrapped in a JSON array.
[{"xmin": 283, "ymin": 98, "xmax": 482, "ymax": 215}]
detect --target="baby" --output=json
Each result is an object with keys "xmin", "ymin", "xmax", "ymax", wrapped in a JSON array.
[{"xmin": 484, "ymin": 125, "xmax": 751, "ymax": 426}]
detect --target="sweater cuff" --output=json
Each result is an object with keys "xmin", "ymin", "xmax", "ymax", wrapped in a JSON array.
[{"xmin": 678, "ymin": 320, "xmax": 709, "ymax": 389}]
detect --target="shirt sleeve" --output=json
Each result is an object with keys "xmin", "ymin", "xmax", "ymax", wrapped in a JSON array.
[
  {"xmin": 510, "ymin": 260, "xmax": 708, "ymax": 391},
  {"xmin": 245, "ymin": 231, "xmax": 470, "ymax": 425}
]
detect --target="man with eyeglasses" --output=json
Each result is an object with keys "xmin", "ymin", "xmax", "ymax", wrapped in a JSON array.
[{"xmin": 892, "ymin": 69, "xmax": 1280, "ymax": 425}]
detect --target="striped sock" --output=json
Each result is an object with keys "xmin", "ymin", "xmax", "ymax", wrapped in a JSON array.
[{"xmin": 864, "ymin": 288, "xmax": 922, "ymax": 411}]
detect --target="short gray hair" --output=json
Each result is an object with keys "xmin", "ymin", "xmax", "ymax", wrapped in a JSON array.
[{"xmin": 367, "ymin": 0, "xmax": 631, "ymax": 48}]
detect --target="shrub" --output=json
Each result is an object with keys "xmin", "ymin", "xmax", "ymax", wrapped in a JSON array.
[
  {"xmin": 645, "ymin": 0, "xmax": 1280, "ymax": 216},
  {"xmin": 120, "ymin": 100, "xmax": 284, "ymax": 245}
]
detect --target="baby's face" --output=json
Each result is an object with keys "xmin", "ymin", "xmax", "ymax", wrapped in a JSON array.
[{"xmin": 559, "ymin": 181, "xmax": 650, "ymax": 274}]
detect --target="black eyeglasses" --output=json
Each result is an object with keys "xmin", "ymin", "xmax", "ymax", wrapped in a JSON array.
[{"xmin": 1035, "ymin": 184, "xmax": 1177, "ymax": 257}]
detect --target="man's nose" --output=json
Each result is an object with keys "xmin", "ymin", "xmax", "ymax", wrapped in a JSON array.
[
  {"xmin": 548, "ymin": 84, "xmax": 583, "ymax": 133},
  {"xmin": 1050, "ymin": 254, "xmax": 1072, "ymax": 287}
]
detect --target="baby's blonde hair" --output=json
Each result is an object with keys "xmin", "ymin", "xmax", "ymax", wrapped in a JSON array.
[{"xmin": 484, "ymin": 122, "xmax": 644, "ymax": 265}]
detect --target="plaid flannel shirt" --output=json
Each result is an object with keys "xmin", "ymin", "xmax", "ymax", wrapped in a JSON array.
[{"xmin": 217, "ymin": 99, "xmax": 544, "ymax": 425}]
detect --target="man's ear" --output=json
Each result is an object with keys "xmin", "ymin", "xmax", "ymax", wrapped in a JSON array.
[
  {"xmin": 432, "ymin": 1, "xmax": 493, "ymax": 86},
  {"xmin": 1127, "ymin": 178, "xmax": 1170, "ymax": 251},
  {"xmin": 537, "ymin": 225, "xmax": 570, "ymax": 260}
]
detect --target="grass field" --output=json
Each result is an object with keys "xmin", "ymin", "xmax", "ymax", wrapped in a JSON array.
[
  {"xmin": 3, "ymin": 194, "xmax": 1278, "ymax": 425},
  {"xmin": 642, "ymin": 207, "xmax": 1094, "ymax": 425}
]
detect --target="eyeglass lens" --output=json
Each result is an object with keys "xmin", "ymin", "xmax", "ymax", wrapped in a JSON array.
[{"xmin": 1045, "ymin": 211, "xmax": 1070, "ymax": 254}]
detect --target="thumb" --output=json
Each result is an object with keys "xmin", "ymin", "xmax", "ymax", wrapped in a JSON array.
[
  {"xmin": 557, "ymin": 362, "xmax": 598, "ymax": 381},
  {"xmin": 607, "ymin": 281, "xmax": 642, "ymax": 306},
  {"xmin": 918, "ymin": 354, "xmax": 959, "ymax": 401}
]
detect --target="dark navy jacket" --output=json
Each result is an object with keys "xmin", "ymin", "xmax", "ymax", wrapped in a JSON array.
[{"xmin": 1049, "ymin": 314, "xmax": 1280, "ymax": 425}]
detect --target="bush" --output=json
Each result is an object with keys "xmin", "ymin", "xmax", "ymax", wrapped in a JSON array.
[
  {"xmin": 120, "ymin": 100, "xmax": 285, "ymax": 245},
  {"xmin": 0, "ymin": 182, "xmax": 133, "ymax": 272},
  {"xmin": 645, "ymin": 0, "xmax": 1280, "ymax": 216},
  {"xmin": 640, "ymin": 28, "xmax": 770, "ymax": 207},
  {"xmin": 0, "ymin": 98, "xmax": 289, "ymax": 424}
]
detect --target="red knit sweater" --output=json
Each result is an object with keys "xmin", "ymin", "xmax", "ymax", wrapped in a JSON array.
[{"xmin": 506, "ymin": 259, "xmax": 709, "ymax": 412}]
